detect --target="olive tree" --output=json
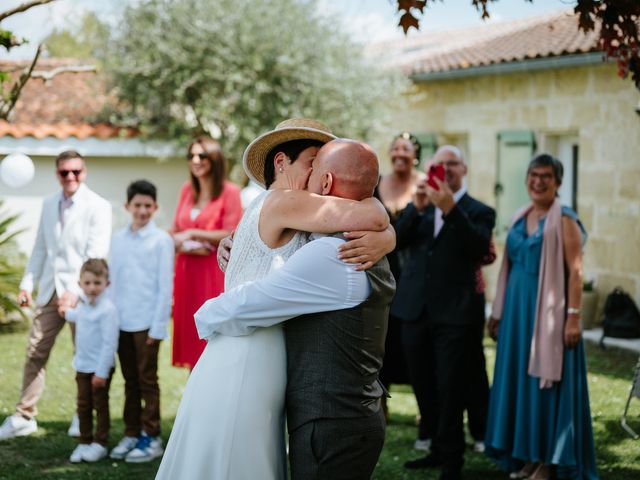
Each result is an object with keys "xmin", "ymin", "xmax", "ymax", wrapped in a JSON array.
[{"xmin": 105, "ymin": 0, "xmax": 408, "ymax": 163}]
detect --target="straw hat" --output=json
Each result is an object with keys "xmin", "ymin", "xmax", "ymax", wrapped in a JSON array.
[{"xmin": 243, "ymin": 118, "xmax": 336, "ymax": 187}]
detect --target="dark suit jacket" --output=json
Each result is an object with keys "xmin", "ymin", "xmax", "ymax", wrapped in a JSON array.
[{"xmin": 390, "ymin": 193, "xmax": 496, "ymax": 325}]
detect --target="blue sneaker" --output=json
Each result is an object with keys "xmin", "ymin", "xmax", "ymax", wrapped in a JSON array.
[{"xmin": 124, "ymin": 432, "xmax": 163, "ymax": 463}]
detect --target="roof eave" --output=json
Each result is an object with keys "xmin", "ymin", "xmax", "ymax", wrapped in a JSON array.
[{"xmin": 410, "ymin": 52, "xmax": 607, "ymax": 82}]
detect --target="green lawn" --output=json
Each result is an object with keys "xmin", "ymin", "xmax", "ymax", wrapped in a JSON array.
[{"xmin": 0, "ymin": 324, "xmax": 638, "ymax": 479}]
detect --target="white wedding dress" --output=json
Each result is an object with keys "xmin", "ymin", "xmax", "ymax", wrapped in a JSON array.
[{"xmin": 156, "ymin": 191, "xmax": 306, "ymax": 480}]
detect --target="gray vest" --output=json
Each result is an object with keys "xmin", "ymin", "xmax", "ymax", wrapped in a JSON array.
[{"xmin": 285, "ymin": 256, "xmax": 396, "ymax": 432}]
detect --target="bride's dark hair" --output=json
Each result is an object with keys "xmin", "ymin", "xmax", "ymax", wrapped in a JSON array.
[{"xmin": 263, "ymin": 139, "xmax": 325, "ymax": 188}]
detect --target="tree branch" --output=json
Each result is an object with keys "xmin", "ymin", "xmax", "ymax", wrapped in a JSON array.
[
  {"xmin": 30, "ymin": 64, "xmax": 97, "ymax": 81},
  {"xmin": 0, "ymin": 43, "xmax": 43, "ymax": 119},
  {"xmin": 0, "ymin": 0, "xmax": 57, "ymax": 23}
]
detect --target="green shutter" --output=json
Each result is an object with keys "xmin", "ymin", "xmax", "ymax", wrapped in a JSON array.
[
  {"xmin": 414, "ymin": 133, "xmax": 437, "ymax": 170},
  {"xmin": 495, "ymin": 130, "xmax": 536, "ymax": 238}
]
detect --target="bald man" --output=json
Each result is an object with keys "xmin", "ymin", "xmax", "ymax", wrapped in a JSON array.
[
  {"xmin": 306, "ymin": 138, "xmax": 380, "ymax": 200},
  {"xmin": 196, "ymin": 139, "xmax": 396, "ymax": 480}
]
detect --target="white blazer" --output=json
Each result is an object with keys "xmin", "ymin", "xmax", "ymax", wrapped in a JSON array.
[{"xmin": 20, "ymin": 183, "xmax": 112, "ymax": 306}]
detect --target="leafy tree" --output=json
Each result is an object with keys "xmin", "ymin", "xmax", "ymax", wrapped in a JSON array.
[
  {"xmin": 394, "ymin": 0, "xmax": 640, "ymax": 89},
  {"xmin": 44, "ymin": 11, "xmax": 110, "ymax": 60},
  {"xmin": 0, "ymin": 0, "xmax": 57, "ymax": 119},
  {"xmin": 0, "ymin": 0, "xmax": 96, "ymax": 120},
  {"xmin": 104, "ymin": 0, "xmax": 407, "ymax": 163}
]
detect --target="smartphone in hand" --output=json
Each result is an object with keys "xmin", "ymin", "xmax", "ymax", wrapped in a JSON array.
[{"xmin": 427, "ymin": 163, "xmax": 445, "ymax": 190}]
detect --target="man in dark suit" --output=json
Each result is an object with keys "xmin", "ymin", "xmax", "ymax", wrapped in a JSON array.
[{"xmin": 392, "ymin": 145, "xmax": 496, "ymax": 480}]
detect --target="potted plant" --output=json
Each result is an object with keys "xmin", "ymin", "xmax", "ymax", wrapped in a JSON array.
[{"xmin": 581, "ymin": 277, "xmax": 598, "ymax": 330}]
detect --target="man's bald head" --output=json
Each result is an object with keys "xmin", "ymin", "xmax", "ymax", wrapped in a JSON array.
[{"xmin": 307, "ymin": 139, "xmax": 379, "ymax": 201}]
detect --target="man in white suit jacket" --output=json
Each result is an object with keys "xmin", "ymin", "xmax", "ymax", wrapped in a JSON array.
[{"xmin": 0, "ymin": 150, "xmax": 112, "ymax": 440}]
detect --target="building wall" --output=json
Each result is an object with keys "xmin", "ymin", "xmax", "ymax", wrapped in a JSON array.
[
  {"xmin": 380, "ymin": 62, "xmax": 640, "ymax": 308},
  {"xmin": 0, "ymin": 155, "xmax": 189, "ymax": 254}
]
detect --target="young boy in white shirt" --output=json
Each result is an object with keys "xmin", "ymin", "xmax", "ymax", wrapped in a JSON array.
[
  {"xmin": 108, "ymin": 180, "xmax": 174, "ymax": 463},
  {"xmin": 65, "ymin": 258, "xmax": 119, "ymax": 463}
]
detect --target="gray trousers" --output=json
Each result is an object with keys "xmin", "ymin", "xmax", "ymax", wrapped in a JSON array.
[{"xmin": 288, "ymin": 410, "xmax": 386, "ymax": 480}]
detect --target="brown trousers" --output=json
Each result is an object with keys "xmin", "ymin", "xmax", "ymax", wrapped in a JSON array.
[
  {"xmin": 16, "ymin": 294, "xmax": 75, "ymax": 419},
  {"xmin": 76, "ymin": 370, "xmax": 114, "ymax": 445},
  {"xmin": 118, "ymin": 330, "xmax": 161, "ymax": 437}
]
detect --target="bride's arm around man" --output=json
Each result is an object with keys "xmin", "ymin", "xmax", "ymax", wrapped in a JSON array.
[
  {"xmin": 196, "ymin": 139, "xmax": 393, "ymax": 338},
  {"xmin": 196, "ymin": 139, "xmax": 396, "ymax": 480}
]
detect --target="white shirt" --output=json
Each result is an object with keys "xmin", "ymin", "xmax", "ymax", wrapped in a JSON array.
[
  {"xmin": 195, "ymin": 235, "xmax": 371, "ymax": 340},
  {"xmin": 58, "ymin": 193, "xmax": 73, "ymax": 228},
  {"xmin": 109, "ymin": 221, "xmax": 175, "ymax": 339},
  {"xmin": 20, "ymin": 183, "xmax": 112, "ymax": 305},
  {"xmin": 66, "ymin": 294, "xmax": 119, "ymax": 378},
  {"xmin": 434, "ymin": 186, "xmax": 467, "ymax": 237}
]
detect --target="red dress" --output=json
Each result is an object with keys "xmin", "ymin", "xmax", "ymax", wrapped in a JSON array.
[{"xmin": 171, "ymin": 180, "xmax": 242, "ymax": 369}]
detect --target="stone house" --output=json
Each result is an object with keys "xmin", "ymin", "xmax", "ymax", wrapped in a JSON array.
[{"xmin": 369, "ymin": 9, "xmax": 640, "ymax": 315}]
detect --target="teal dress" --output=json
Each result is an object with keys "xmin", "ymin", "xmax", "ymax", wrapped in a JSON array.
[{"xmin": 485, "ymin": 207, "xmax": 598, "ymax": 479}]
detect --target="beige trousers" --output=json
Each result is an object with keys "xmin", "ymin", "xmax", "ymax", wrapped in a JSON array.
[{"xmin": 15, "ymin": 294, "xmax": 74, "ymax": 419}]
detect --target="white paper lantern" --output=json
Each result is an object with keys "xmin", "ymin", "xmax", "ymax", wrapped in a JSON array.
[{"xmin": 0, "ymin": 153, "xmax": 35, "ymax": 189}]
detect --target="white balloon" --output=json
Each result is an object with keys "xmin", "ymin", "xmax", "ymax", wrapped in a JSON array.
[{"xmin": 1, "ymin": 153, "xmax": 35, "ymax": 189}]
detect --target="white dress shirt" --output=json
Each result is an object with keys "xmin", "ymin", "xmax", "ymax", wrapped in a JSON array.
[
  {"xmin": 434, "ymin": 186, "xmax": 467, "ymax": 237},
  {"xmin": 58, "ymin": 194, "xmax": 73, "ymax": 228},
  {"xmin": 20, "ymin": 183, "xmax": 112, "ymax": 305},
  {"xmin": 195, "ymin": 235, "xmax": 371, "ymax": 340},
  {"xmin": 109, "ymin": 221, "xmax": 174, "ymax": 339},
  {"xmin": 66, "ymin": 294, "xmax": 119, "ymax": 378}
]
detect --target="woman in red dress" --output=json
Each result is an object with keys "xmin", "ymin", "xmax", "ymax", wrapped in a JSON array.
[{"xmin": 171, "ymin": 136, "xmax": 242, "ymax": 369}]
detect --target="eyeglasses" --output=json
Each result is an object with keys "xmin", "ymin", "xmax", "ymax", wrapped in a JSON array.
[
  {"xmin": 439, "ymin": 160, "xmax": 462, "ymax": 168},
  {"xmin": 58, "ymin": 169, "xmax": 82, "ymax": 178},
  {"xmin": 527, "ymin": 172, "xmax": 554, "ymax": 182},
  {"xmin": 186, "ymin": 152, "xmax": 210, "ymax": 161}
]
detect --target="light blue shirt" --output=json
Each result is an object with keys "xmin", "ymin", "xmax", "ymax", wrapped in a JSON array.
[
  {"xmin": 109, "ymin": 221, "xmax": 175, "ymax": 339},
  {"xmin": 195, "ymin": 236, "xmax": 371, "ymax": 340},
  {"xmin": 66, "ymin": 294, "xmax": 119, "ymax": 378}
]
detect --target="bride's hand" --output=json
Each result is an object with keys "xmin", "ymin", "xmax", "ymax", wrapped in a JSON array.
[
  {"xmin": 217, "ymin": 235, "xmax": 234, "ymax": 272},
  {"xmin": 338, "ymin": 226, "xmax": 396, "ymax": 271}
]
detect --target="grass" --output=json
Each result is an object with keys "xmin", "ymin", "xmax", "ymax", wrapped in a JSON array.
[{"xmin": 0, "ymin": 325, "xmax": 639, "ymax": 479}]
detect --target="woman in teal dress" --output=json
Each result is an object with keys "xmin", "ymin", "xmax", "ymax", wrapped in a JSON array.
[{"xmin": 485, "ymin": 154, "xmax": 598, "ymax": 480}]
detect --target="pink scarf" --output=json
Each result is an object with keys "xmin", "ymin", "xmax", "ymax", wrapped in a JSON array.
[{"xmin": 492, "ymin": 198, "xmax": 565, "ymax": 389}]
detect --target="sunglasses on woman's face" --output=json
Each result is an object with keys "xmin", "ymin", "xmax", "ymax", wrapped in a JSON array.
[
  {"xmin": 186, "ymin": 152, "xmax": 210, "ymax": 161},
  {"xmin": 58, "ymin": 169, "xmax": 83, "ymax": 178}
]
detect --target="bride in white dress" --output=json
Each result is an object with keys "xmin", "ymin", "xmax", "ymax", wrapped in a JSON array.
[{"xmin": 155, "ymin": 119, "xmax": 390, "ymax": 480}]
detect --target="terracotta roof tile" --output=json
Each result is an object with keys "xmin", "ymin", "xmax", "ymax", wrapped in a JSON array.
[
  {"xmin": 0, "ymin": 58, "xmax": 135, "ymax": 139},
  {"xmin": 367, "ymin": 10, "xmax": 601, "ymax": 76},
  {"xmin": 0, "ymin": 121, "xmax": 137, "ymax": 140}
]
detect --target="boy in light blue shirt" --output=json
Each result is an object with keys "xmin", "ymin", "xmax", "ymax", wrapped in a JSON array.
[
  {"xmin": 108, "ymin": 180, "xmax": 174, "ymax": 463},
  {"xmin": 66, "ymin": 258, "xmax": 119, "ymax": 463}
]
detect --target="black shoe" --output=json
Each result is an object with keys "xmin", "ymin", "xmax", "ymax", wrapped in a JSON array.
[
  {"xmin": 404, "ymin": 454, "xmax": 443, "ymax": 469},
  {"xmin": 439, "ymin": 467, "xmax": 462, "ymax": 480}
]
